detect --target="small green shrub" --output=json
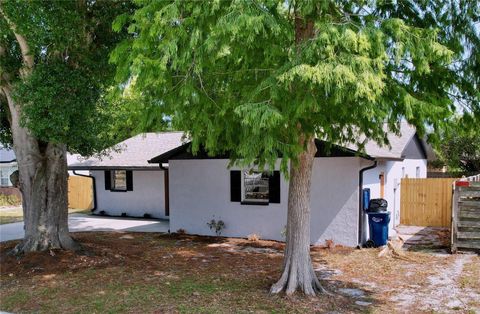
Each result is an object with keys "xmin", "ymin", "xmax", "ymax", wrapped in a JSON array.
[{"xmin": 207, "ymin": 219, "xmax": 225, "ymax": 236}]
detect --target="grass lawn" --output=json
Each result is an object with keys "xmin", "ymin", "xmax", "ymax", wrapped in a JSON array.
[
  {"xmin": 0, "ymin": 207, "xmax": 92, "ymax": 225},
  {"xmin": 1, "ymin": 232, "xmax": 478, "ymax": 313}
]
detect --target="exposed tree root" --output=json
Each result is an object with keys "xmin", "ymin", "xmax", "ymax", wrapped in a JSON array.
[
  {"xmin": 9, "ymin": 233, "xmax": 81, "ymax": 256},
  {"xmin": 270, "ymin": 255, "xmax": 330, "ymax": 296}
]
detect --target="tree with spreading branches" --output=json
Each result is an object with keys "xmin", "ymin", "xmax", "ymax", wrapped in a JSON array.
[
  {"xmin": 436, "ymin": 124, "xmax": 480, "ymax": 173},
  {"xmin": 0, "ymin": 0, "xmax": 132, "ymax": 253},
  {"xmin": 113, "ymin": 0, "xmax": 479, "ymax": 295}
]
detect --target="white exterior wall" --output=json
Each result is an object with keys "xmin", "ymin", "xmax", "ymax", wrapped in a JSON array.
[
  {"xmin": 363, "ymin": 158, "xmax": 427, "ymax": 230},
  {"xmin": 91, "ymin": 170, "xmax": 167, "ymax": 219},
  {"xmin": 310, "ymin": 158, "xmax": 362, "ymax": 246},
  {"xmin": 169, "ymin": 157, "xmax": 362, "ymax": 246}
]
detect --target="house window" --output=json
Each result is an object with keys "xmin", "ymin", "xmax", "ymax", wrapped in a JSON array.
[
  {"xmin": 230, "ymin": 170, "xmax": 280, "ymax": 204},
  {"xmin": 242, "ymin": 170, "xmax": 269, "ymax": 203},
  {"xmin": 416, "ymin": 166, "xmax": 421, "ymax": 178},
  {"xmin": 0, "ymin": 167, "xmax": 14, "ymax": 187},
  {"xmin": 111, "ymin": 170, "xmax": 127, "ymax": 191}
]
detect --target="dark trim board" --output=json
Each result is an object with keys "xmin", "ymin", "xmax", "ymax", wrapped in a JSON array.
[
  {"xmin": 149, "ymin": 139, "xmax": 370, "ymax": 164},
  {"xmin": 164, "ymin": 169, "xmax": 170, "ymax": 216},
  {"xmin": 241, "ymin": 201, "xmax": 270, "ymax": 206},
  {"xmin": 0, "ymin": 160, "xmax": 16, "ymax": 164}
]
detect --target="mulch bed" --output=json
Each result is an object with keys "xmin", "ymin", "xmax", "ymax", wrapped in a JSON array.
[
  {"xmin": 1, "ymin": 232, "xmax": 473, "ymax": 313},
  {"xmin": 0, "ymin": 232, "xmax": 375, "ymax": 313}
]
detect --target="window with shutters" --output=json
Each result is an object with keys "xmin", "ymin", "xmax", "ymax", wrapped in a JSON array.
[
  {"xmin": 242, "ymin": 170, "xmax": 269, "ymax": 203},
  {"xmin": 111, "ymin": 170, "xmax": 127, "ymax": 191}
]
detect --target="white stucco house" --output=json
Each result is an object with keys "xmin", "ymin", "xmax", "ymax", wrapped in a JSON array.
[
  {"xmin": 68, "ymin": 123, "xmax": 429, "ymax": 247},
  {"xmin": 68, "ymin": 132, "xmax": 185, "ymax": 219}
]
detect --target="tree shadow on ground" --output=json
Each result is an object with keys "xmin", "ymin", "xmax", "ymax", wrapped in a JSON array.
[{"xmin": 0, "ymin": 232, "xmax": 384, "ymax": 313}]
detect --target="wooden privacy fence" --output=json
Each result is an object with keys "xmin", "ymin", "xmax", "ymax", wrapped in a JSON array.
[
  {"xmin": 451, "ymin": 182, "xmax": 480, "ymax": 252},
  {"xmin": 400, "ymin": 178, "xmax": 457, "ymax": 227},
  {"xmin": 68, "ymin": 175, "xmax": 93, "ymax": 210}
]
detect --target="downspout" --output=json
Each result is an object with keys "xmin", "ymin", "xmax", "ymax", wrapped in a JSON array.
[
  {"xmin": 159, "ymin": 163, "xmax": 170, "ymax": 218},
  {"xmin": 72, "ymin": 170, "xmax": 97, "ymax": 212},
  {"xmin": 358, "ymin": 160, "xmax": 377, "ymax": 247}
]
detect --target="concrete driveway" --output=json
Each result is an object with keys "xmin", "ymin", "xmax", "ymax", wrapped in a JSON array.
[{"xmin": 0, "ymin": 214, "xmax": 170, "ymax": 242}]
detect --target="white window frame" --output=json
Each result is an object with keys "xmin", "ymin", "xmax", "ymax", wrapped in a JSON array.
[
  {"xmin": 111, "ymin": 170, "xmax": 127, "ymax": 191},
  {"xmin": 416, "ymin": 166, "xmax": 421, "ymax": 178},
  {"xmin": 241, "ymin": 170, "xmax": 269, "ymax": 203}
]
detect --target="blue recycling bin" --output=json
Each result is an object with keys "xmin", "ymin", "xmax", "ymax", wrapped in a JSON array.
[{"xmin": 367, "ymin": 211, "xmax": 390, "ymax": 247}]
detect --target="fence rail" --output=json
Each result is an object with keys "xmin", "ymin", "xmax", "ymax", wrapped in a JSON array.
[{"xmin": 400, "ymin": 178, "xmax": 458, "ymax": 227}]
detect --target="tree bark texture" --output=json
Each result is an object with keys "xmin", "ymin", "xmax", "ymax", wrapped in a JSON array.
[
  {"xmin": 4, "ymin": 90, "xmax": 78, "ymax": 253},
  {"xmin": 270, "ymin": 14, "xmax": 326, "ymax": 296},
  {"xmin": 270, "ymin": 137, "xmax": 327, "ymax": 296}
]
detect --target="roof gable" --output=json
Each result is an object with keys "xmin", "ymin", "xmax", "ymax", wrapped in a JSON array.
[
  {"xmin": 345, "ymin": 122, "xmax": 425, "ymax": 160},
  {"xmin": 401, "ymin": 134, "xmax": 428, "ymax": 159},
  {"xmin": 68, "ymin": 132, "xmax": 185, "ymax": 170}
]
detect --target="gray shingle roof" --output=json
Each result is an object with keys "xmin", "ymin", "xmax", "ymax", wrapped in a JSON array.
[
  {"xmin": 68, "ymin": 123, "xmax": 425, "ymax": 170},
  {"xmin": 68, "ymin": 132, "xmax": 185, "ymax": 170},
  {"xmin": 345, "ymin": 122, "xmax": 423, "ymax": 159}
]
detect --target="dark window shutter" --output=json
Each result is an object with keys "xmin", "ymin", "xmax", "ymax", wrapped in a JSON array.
[
  {"xmin": 126, "ymin": 171, "xmax": 133, "ymax": 191},
  {"xmin": 269, "ymin": 171, "xmax": 281, "ymax": 203},
  {"xmin": 104, "ymin": 170, "xmax": 111, "ymax": 190},
  {"xmin": 230, "ymin": 170, "xmax": 241, "ymax": 202}
]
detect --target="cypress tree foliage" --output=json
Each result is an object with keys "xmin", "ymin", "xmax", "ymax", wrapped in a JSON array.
[
  {"xmin": 0, "ymin": 0, "xmax": 132, "ymax": 253},
  {"xmin": 113, "ymin": 1, "xmax": 480, "ymax": 295}
]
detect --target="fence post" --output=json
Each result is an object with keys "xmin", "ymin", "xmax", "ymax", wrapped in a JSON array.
[{"xmin": 451, "ymin": 183, "xmax": 459, "ymax": 254}]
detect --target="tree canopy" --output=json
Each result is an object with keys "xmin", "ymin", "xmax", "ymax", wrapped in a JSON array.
[
  {"xmin": 0, "ymin": 0, "xmax": 135, "ymax": 155},
  {"xmin": 435, "ymin": 123, "xmax": 480, "ymax": 173},
  {"xmin": 113, "ymin": 0, "xmax": 479, "ymax": 173},
  {"xmin": 0, "ymin": 0, "xmax": 140, "ymax": 254}
]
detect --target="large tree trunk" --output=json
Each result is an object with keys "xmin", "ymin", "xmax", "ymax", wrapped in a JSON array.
[
  {"xmin": 1, "ymin": 6, "xmax": 78, "ymax": 253},
  {"xmin": 4, "ymin": 90, "xmax": 79, "ymax": 253},
  {"xmin": 270, "ymin": 137, "xmax": 326, "ymax": 296},
  {"xmin": 270, "ymin": 12, "xmax": 326, "ymax": 296}
]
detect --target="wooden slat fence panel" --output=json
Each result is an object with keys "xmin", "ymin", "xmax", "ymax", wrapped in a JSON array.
[
  {"xmin": 451, "ymin": 184, "xmax": 480, "ymax": 253},
  {"xmin": 68, "ymin": 176, "xmax": 93, "ymax": 210},
  {"xmin": 400, "ymin": 178, "xmax": 457, "ymax": 227}
]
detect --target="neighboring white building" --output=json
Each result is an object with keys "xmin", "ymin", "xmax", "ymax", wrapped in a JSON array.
[
  {"xmin": 68, "ymin": 123, "xmax": 429, "ymax": 247},
  {"xmin": 68, "ymin": 132, "xmax": 185, "ymax": 219},
  {"xmin": 1, "ymin": 146, "xmax": 92, "ymax": 187},
  {"xmin": 0, "ymin": 146, "xmax": 17, "ymax": 187}
]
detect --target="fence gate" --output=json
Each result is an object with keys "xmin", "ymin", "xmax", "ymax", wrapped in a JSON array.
[
  {"xmin": 400, "ymin": 178, "xmax": 457, "ymax": 227},
  {"xmin": 68, "ymin": 176, "xmax": 94, "ymax": 210}
]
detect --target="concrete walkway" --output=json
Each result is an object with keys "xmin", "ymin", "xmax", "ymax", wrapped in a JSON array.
[
  {"xmin": 396, "ymin": 225, "xmax": 450, "ymax": 252},
  {"xmin": 0, "ymin": 214, "xmax": 170, "ymax": 242}
]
